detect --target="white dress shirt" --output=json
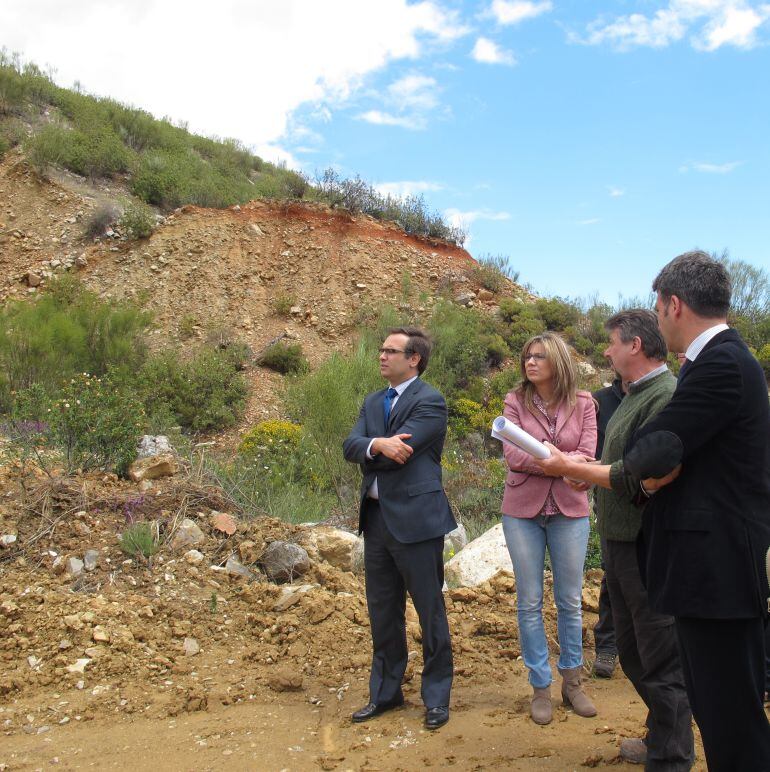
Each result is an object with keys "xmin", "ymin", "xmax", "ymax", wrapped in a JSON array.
[
  {"xmin": 685, "ymin": 323, "xmax": 730, "ymax": 362},
  {"xmin": 366, "ymin": 375, "xmax": 418, "ymax": 499}
]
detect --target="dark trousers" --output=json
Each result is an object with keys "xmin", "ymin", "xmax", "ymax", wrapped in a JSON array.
[
  {"xmin": 362, "ymin": 499, "xmax": 452, "ymax": 709},
  {"xmin": 675, "ymin": 616, "xmax": 770, "ymax": 771},
  {"xmin": 604, "ymin": 540, "xmax": 694, "ymax": 770},
  {"xmin": 594, "ymin": 551, "xmax": 617, "ymax": 655}
]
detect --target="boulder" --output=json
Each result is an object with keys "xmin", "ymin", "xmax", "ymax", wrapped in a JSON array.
[
  {"xmin": 171, "ymin": 519, "xmax": 205, "ymax": 551},
  {"xmin": 259, "ymin": 541, "xmax": 311, "ymax": 583},
  {"xmin": 302, "ymin": 526, "xmax": 359, "ymax": 572},
  {"xmin": 444, "ymin": 524, "xmax": 511, "ymax": 588},
  {"xmin": 184, "ymin": 549, "xmax": 204, "ymax": 565},
  {"xmin": 137, "ymin": 435, "xmax": 174, "ymax": 459},
  {"xmin": 128, "ymin": 453, "xmax": 178, "ymax": 482},
  {"xmin": 444, "ymin": 523, "xmax": 468, "ymax": 559},
  {"xmin": 26, "ymin": 271, "xmax": 42, "ymax": 287},
  {"xmin": 225, "ymin": 556, "xmax": 255, "ymax": 580}
]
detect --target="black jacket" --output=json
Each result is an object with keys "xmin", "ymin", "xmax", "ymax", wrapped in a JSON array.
[
  {"xmin": 593, "ymin": 377, "xmax": 624, "ymax": 458},
  {"xmin": 628, "ymin": 329, "xmax": 770, "ymax": 619},
  {"xmin": 343, "ymin": 378, "xmax": 457, "ymax": 543}
]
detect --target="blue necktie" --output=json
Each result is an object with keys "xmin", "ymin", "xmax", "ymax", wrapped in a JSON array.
[{"xmin": 383, "ymin": 387, "xmax": 398, "ymax": 424}]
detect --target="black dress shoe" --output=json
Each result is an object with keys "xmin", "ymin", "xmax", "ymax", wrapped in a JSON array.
[
  {"xmin": 351, "ymin": 698, "xmax": 404, "ymax": 723},
  {"xmin": 425, "ymin": 706, "xmax": 449, "ymax": 730}
]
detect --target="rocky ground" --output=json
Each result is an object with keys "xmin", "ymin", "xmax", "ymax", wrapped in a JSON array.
[{"xmin": 0, "ymin": 456, "xmax": 710, "ymax": 771}]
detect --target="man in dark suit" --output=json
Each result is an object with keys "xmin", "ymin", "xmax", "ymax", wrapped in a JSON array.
[
  {"xmin": 626, "ymin": 251, "xmax": 770, "ymax": 770},
  {"xmin": 343, "ymin": 326, "xmax": 456, "ymax": 730}
]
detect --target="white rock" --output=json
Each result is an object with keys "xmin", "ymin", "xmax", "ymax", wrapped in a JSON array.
[
  {"xmin": 0, "ymin": 534, "xmax": 17, "ymax": 548},
  {"xmin": 66, "ymin": 557, "xmax": 84, "ymax": 577},
  {"xmin": 301, "ymin": 527, "xmax": 359, "ymax": 572},
  {"xmin": 444, "ymin": 523, "xmax": 468, "ymax": 558},
  {"xmin": 272, "ymin": 583, "xmax": 319, "ymax": 612},
  {"xmin": 444, "ymin": 523, "xmax": 511, "ymax": 588},
  {"xmin": 184, "ymin": 549, "xmax": 204, "ymax": 565},
  {"xmin": 83, "ymin": 550, "xmax": 100, "ymax": 572},
  {"xmin": 225, "ymin": 556, "xmax": 255, "ymax": 579},
  {"xmin": 183, "ymin": 637, "xmax": 200, "ymax": 656},
  {"xmin": 577, "ymin": 361, "xmax": 597, "ymax": 376},
  {"xmin": 66, "ymin": 658, "xmax": 91, "ymax": 674},
  {"xmin": 137, "ymin": 435, "xmax": 173, "ymax": 459}
]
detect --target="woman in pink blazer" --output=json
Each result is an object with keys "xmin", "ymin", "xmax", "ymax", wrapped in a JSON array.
[{"xmin": 501, "ymin": 332, "xmax": 597, "ymax": 725}]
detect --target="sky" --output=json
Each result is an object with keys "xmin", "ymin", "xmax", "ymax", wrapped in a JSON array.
[{"xmin": 2, "ymin": 0, "xmax": 770, "ymax": 303}]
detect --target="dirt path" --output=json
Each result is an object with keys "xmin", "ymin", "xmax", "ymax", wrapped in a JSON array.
[{"xmin": 1, "ymin": 661, "xmax": 707, "ymax": 771}]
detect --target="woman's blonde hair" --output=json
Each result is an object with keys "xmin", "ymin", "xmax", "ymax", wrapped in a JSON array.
[{"xmin": 517, "ymin": 332, "xmax": 578, "ymax": 414}]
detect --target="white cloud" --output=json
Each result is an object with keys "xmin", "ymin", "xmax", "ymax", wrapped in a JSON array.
[
  {"xmin": 387, "ymin": 74, "xmax": 440, "ymax": 110},
  {"xmin": 578, "ymin": 1, "xmax": 770, "ymax": 51},
  {"xmin": 577, "ymin": 218, "xmax": 601, "ymax": 225},
  {"xmin": 375, "ymin": 180, "xmax": 445, "ymax": 198},
  {"xmin": 681, "ymin": 160, "xmax": 744, "ymax": 173},
  {"xmin": 444, "ymin": 208, "xmax": 511, "ymax": 227},
  {"xmin": 608, "ymin": 186, "xmax": 625, "ymax": 197},
  {"xmin": 489, "ymin": 0, "xmax": 553, "ymax": 26},
  {"xmin": 471, "ymin": 37, "xmax": 517, "ymax": 65},
  {"xmin": 357, "ymin": 110, "xmax": 426, "ymax": 130},
  {"xmin": 0, "ymin": 0, "xmax": 468, "ymax": 156}
]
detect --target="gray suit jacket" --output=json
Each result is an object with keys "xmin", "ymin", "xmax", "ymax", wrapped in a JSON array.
[{"xmin": 343, "ymin": 377, "xmax": 456, "ymax": 543}]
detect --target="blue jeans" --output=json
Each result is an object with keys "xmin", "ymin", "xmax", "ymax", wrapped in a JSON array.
[{"xmin": 502, "ymin": 514, "xmax": 590, "ymax": 689}]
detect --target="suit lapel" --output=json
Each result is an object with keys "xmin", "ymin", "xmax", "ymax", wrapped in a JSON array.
[
  {"xmin": 555, "ymin": 400, "xmax": 576, "ymax": 438},
  {"xmin": 387, "ymin": 378, "xmax": 421, "ymax": 431}
]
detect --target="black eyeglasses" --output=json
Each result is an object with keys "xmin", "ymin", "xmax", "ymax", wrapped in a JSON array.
[{"xmin": 379, "ymin": 348, "xmax": 410, "ymax": 356}]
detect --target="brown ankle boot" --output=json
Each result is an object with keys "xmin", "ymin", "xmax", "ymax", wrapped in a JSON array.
[
  {"xmin": 530, "ymin": 685, "xmax": 552, "ymax": 725},
  {"xmin": 559, "ymin": 666, "xmax": 597, "ymax": 717}
]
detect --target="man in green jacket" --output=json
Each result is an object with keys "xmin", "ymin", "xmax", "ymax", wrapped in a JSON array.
[{"xmin": 537, "ymin": 310, "xmax": 693, "ymax": 770}]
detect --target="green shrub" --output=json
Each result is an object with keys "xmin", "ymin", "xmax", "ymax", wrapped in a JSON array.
[
  {"xmin": 271, "ymin": 294, "xmax": 296, "ymax": 317},
  {"xmin": 119, "ymin": 200, "xmax": 154, "ymax": 239},
  {"xmin": 0, "ymin": 135, "xmax": 8, "ymax": 160},
  {"xmin": 448, "ymin": 396, "xmax": 503, "ymax": 438},
  {"xmin": 238, "ymin": 420, "xmax": 309, "ymax": 486},
  {"xmin": 258, "ymin": 342, "xmax": 308, "ymax": 374},
  {"xmin": 481, "ymin": 333, "xmax": 511, "ymax": 367},
  {"xmin": 756, "ymin": 342, "xmax": 770, "ymax": 380},
  {"xmin": 534, "ymin": 297, "xmax": 581, "ymax": 330},
  {"xmin": 84, "ymin": 203, "xmax": 120, "ymax": 238},
  {"xmin": 44, "ymin": 372, "xmax": 144, "ymax": 476},
  {"xmin": 0, "ymin": 277, "xmax": 150, "ymax": 407},
  {"xmin": 136, "ymin": 348, "xmax": 248, "ymax": 433},
  {"xmin": 178, "ymin": 313, "xmax": 197, "ymax": 340},
  {"xmin": 499, "ymin": 303, "xmax": 545, "ymax": 354},
  {"xmin": 471, "ymin": 254, "xmax": 519, "ymax": 292},
  {"xmin": 119, "ymin": 522, "xmax": 159, "ymax": 560},
  {"xmin": 489, "ymin": 368, "xmax": 520, "ymax": 399}
]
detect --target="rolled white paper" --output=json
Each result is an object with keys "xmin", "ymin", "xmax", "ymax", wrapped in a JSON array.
[{"xmin": 491, "ymin": 416, "xmax": 551, "ymax": 459}]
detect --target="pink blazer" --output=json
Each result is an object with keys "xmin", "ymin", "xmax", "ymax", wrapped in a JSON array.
[{"xmin": 501, "ymin": 390, "xmax": 597, "ymax": 519}]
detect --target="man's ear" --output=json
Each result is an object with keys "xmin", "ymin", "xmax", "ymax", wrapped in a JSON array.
[
  {"xmin": 409, "ymin": 353, "xmax": 421, "ymax": 371},
  {"xmin": 669, "ymin": 295, "xmax": 683, "ymax": 318}
]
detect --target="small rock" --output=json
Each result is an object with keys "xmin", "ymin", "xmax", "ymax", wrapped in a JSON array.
[
  {"xmin": 477, "ymin": 288, "xmax": 495, "ymax": 301},
  {"xmin": 183, "ymin": 637, "xmax": 200, "ymax": 656},
  {"xmin": 0, "ymin": 534, "xmax": 17, "ymax": 548},
  {"xmin": 83, "ymin": 550, "xmax": 100, "ymax": 572},
  {"xmin": 272, "ymin": 583, "xmax": 318, "ymax": 612},
  {"xmin": 128, "ymin": 453, "xmax": 178, "ymax": 482},
  {"xmin": 66, "ymin": 658, "xmax": 91, "ymax": 674},
  {"xmin": 260, "ymin": 541, "xmax": 311, "ymax": 583},
  {"xmin": 66, "ymin": 557, "xmax": 84, "ymax": 578},
  {"xmin": 58, "ymin": 639, "xmax": 72, "ymax": 650},
  {"xmin": 27, "ymin": 655, "xmax": 42, "ymax": 670},
  {"xmin": 454, "ymin": 291, "xmax": 476, "ymax": 307},
  {"xmin": 238, "ymin": 540, "xmax": 259, "ymax": 564},
  {"xmin": 211, "ymin": 511, "xmax": 237, "ymax": 536},
  {"xmin": 25, "ymin": 271, "xmax": 42, "ymax": 287},
  {"xmin": 0, "ymin": 599, "xmax": 19, "ymax": 617},
  {"xmin": 74, "ymin": 255, "xmax": 88, "ymax": 268},
  {"xmin": 184, "ymin": 549, "xmax": 204, "ymax": 565},
  {"xmin": 73, "ymin": 521, "xmax": 91, "ymax": 537},
  {"xmin": 444, "ymin": 523, "xmax": 468, "ymax": 558},
  {"xmin": 136, "ymin": 435, "xmax": 173, "ymax": 459},
  {"xmin": 225, "ymin": 556, "xmax": 255, "ymax": 579},
  {"xmin": 171, "ymin": 519, "xmax": 205, "ymax": 551},
  {"xmin": 577, "ymin": 361, "xmax": 597, "ymax": 377},
  {"xmin": 249, "ymin": 223, "xmax": 264, "ymax": 236},
  {"xmin": 92, "ymin": 626, "xmax": 110, "ymax": 643}
]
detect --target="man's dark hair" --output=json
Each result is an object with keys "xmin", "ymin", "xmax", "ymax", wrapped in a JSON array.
[
  {"xmin": 652, "ymin": 250, "xmax": 731, "ymax": 318},
  {"xmin": 605, "ymin": 309, "xmax": 668, "ymax": 361},
  {"xmin": 387, "ymin": 326, "xmax": 432, "ymax": 374}
]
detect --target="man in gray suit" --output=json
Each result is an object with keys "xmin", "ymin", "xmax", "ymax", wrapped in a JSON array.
[{"xmin": 343, "ymin": 327, "xmax": 456, "ymax": 730}]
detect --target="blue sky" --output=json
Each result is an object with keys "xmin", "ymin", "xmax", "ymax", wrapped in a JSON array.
[{"xmin": 3, "ymin": 0, "xmax": 769, "ymax": 302}]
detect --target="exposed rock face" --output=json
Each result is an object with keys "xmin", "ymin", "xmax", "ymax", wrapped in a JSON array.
[
  {"xmin": 444, "ymin": 524, "xmax": 512, "ymax": 588},
  {"xmin": 259, "ymin": 541, "xmax": 311, "ymax": 583}
]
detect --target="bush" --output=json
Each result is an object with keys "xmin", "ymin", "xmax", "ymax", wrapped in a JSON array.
[
  {"xmin": 447, "ymin": 396, "xmax": 503, "ymax": 438},
  {"xmin": 0, "ymin": 277, "xmax": 150, "ymax": 407},
  {"xmin": 271, "ymin": 294, "xmax": 296, "ymax": 316},
  {"xmin": 258, "ymin": 342, "xmax": 308, "ymax": 374},
  {"xmin": 238, "ymin": 420, "xmax": 308, "ymax": 486},
  {"xmin": 471, "ymin": 254, "xmax": 520, "ymax": 293},
  {"xmin": 534, "ymin": 297, "xmax": 581, "ymax": 330},
  {"xmin": 489, "ymin": 368, "xmax": 520, "ymax": 399},
  {"xmin": 84, "ymin": 203, "xmax": 120, "ymax": 238},
  {"xmin": 119, "ymin": 522, "xmax": 159, "ymax": 560},
  {"xmin": 17, "ymin": 372, "xmax": 145, "ymax": 476},
  {"xmin": 756, "ymin": 342, "xmax": 770, "ymax": 380},
  {"xmin": 136, "ymin": 348, "xmax": 248, "ymax": 433},
  {"xmin": 119, "ymin": 200, "xmax": 154, "ymax": 239},
  {"xmin": 481, "ymin": 333, "xmax": 511, "ymax": 367}
]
